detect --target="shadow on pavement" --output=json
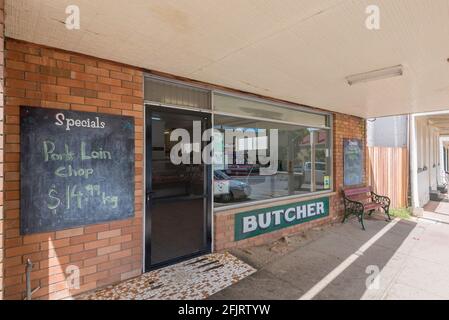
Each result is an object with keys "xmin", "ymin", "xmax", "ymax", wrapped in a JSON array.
[{"xmin": 209, "ymin": 216, "xmax": 417, "ymax": 300}]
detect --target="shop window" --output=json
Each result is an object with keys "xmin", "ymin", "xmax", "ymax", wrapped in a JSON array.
[
  {"xmin": 314, "ymin": 129, "xmax": 332, "ymax": 191},
  {"xmin": 143, "ymin": 77, "xmax": 332, "ymax": 209},
  {"xmin": 213, "ymin": 107, "xmax": 332, "ymax": 208},
  {"xmin": 214, "ymin": 93, "xmax": 327, "ymax": 128}
]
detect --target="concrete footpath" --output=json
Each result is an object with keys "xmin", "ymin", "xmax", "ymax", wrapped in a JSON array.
[{"xmin": 210, "ymin": 203, "xmax": 449, "ymax": 300}]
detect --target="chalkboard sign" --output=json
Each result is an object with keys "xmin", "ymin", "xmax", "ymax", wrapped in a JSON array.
[
  {"xmin": 20, "ymin": 106, "xmax": 135, "ymax": 234},
  {"xmin": 343, "ymin": 138, "xmax": 364, "ymax": 186}
]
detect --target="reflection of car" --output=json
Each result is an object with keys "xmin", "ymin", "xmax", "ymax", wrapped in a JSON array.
[
  {"xmin": 225, "ymin": 164, "xmax": 260, "ymax": 176},
  {"xmin": 290, "ymin": 165, "xmax": 305, "ymax": 190},
  {"xmin": 304, "ymin": 162, "xmax": 326, "ymax": 185},
  {"xmin": 214, "ymin": 170, "xmax": 251, "ymax": 202}
]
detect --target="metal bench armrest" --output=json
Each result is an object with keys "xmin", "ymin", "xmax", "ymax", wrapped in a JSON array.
[
  {"xmin": 343, "ymin": 197, "xmax": 364, "ymax": 214},
  {"xmin": 371, "ymin": 192, "xmax": 391, "ymax": 206}
]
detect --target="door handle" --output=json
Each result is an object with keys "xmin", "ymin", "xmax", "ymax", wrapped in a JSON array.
[{"xmin": 146, "ymin": 191, "xmax": 155, "ymax": 202}]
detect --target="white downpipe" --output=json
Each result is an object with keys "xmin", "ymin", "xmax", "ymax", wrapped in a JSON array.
[
  {"xmin": 439, "ymin": 136, "xmax": 444, "ymax": 185},
  {"xmin": 410, "ymin": 114, "xmax": 420, "ymax": 209}
]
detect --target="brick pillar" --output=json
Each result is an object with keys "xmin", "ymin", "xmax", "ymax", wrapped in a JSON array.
[{"xmin": 0, "ymin": 0, "xmax": 5, "ymax": 301}]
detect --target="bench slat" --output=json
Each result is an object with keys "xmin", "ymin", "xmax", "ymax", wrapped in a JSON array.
[
  {"xmin": 342, "ymin": 185, "xmax": 391, "ymax": 230},
  {"xmin": 343, "ymin": 186, "xmax": 371, "ymax": 196},
  {"xmin": 347, "ymin": 194, "xmax": 371, "ymax": 202},
  {"xmin": 364, "ymin": 203, "xmax": 383, "ymax": 211}
]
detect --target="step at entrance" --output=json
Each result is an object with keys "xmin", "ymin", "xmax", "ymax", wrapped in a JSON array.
[{"xmin": 77, "ymin": 253, "xmax": 256, "ymax": 300}]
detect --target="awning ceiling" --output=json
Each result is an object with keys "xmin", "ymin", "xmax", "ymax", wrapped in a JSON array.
[{"xmin": 5, "ymin": 0, "xmax": 449, "ymax": 118}]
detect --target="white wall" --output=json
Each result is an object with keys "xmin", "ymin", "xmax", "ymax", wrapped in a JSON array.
[
  {"xmin": 367, "ymin": 115, "xmax": 408, "ymax": 147},
  {"xmin": 429, "ymin": 127, "xmax": 438, "ymax": 190},
  {"xmin": 413, "ymin": 117, "xmax": 441, "ymax": 207},
  {"xmin": 418, "ymin": 171, "xmax": 430, "ymax": 206},
  {"xmin": 439, "ymin": 138, "xmax": 445, "ymax": 185},
  {"xmin": 439, "ymin": 137, "xmax": 449, "ymax": 184}
]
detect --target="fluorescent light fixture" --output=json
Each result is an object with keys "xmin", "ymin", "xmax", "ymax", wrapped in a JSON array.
[{"xmin": 346, "ymin": 65, "xmax": 403, "ymax": 85}]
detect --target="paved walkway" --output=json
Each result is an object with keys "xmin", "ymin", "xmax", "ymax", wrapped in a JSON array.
[{"xmin": 210, "ymin": 203, "xmax": 449, "ymax": 300}]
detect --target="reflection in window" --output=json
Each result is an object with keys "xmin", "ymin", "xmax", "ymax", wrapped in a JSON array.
[
  {"xmin": 213, "ymin": 115, "xmax": 331, "ymax": 207},
  {"xmin": 314, "ymin": 129, "xmax": 331, "ymax": 191},
  {"xmin": 151, "ymin": 113, "xmax": 206, "ymax": 199}
]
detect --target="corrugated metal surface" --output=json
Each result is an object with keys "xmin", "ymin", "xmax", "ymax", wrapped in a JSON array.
[
  {"xmin": 144, "ymin": 77, "xmax": 211, "ymax": 109},
  {"xmin": 214, "ymin": 93, "xmax": 328, "ymax": 128},
  {"xmin": 367, "ymin": 115, "xmax": 408, "ymax": 148}
]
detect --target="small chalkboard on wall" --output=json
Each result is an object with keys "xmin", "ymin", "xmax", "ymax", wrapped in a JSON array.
[
  {"xmin": 20, "ymin": 106, "xmax": 135, "ymax": 235},
  {"xmin": 343, "ymin": 138, "xmax": 364, "ymax": 186}
]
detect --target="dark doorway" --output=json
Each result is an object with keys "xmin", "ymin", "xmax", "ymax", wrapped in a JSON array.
[{"xmin": 145, "ymin": 106, "xmax": 211, "ymax": 271}]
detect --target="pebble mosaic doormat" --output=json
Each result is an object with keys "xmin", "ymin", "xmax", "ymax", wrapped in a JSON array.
[{"xmin": 77, "ymin": 253, "xmax": 256, "ymax": 300}]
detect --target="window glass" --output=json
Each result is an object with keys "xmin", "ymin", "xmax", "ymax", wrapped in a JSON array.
[
  {"xmin": 214, "ymin": 93, "xmax": 327, "ymax": 128},
  {"xmin": 314, "ymin": 129, "xmax": 331, "ymax": 191},
  {"xmin": 213, "ymin": 114, "xmax": 331, "ymax": 207}
]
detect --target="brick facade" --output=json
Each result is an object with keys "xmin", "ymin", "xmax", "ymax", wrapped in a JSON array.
[
  {"xmin": 214, "ymin": 112, "xmax": 367, "ymax": 251},
  {"xmin": 0, "ymin": 0, "xmax": 4, "ymax": 301},
  {"xmin": 0, "ymin": 37, "xmax": 367, "ymax": 299},
  {"xmin": 2, "ymin": 39, "xmax": 144, "ymax": 299}
]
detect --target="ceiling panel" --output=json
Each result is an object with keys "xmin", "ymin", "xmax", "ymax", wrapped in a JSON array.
[{"xmin": 5, "ymin": 0, "xmax": 449, "ymax": 118}]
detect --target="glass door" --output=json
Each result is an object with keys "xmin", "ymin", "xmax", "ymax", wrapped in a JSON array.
[{"xmin": 145, "ymin": 106, "xmax": 211, "ymax": 270}]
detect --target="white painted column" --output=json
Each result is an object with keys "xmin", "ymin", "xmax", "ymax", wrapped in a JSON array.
[
  {"xmin": 410, "ymin": 114, "xmax": 421, "ymax": 211},
  {"xmin": 439, "ymin": 136, "xmax": 444, "ymax": 185}
]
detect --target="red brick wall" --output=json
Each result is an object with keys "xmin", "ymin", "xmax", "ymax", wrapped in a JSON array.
[
  {"xmin": 333, "ymin": 112, "xmax": 367, "ymax": 205},
  {"xmin": 0, "ymin": 0, "xmax": 4, "ymax": 301},
  {"xmin": 0, "ymin": 37, "xmax": 367, "ymax": 299},
  {"xmin": 214, "ymin": 112, "xmax": 366, "ymax": 251},
  {"xmin": 2, "ymin": 39, "xmax": 144, "ymax": 300}
]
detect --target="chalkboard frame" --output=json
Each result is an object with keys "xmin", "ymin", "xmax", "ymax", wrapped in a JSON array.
[{"xmin": 20, "ymin": 105, "xmax": 136, "ymax": 235}]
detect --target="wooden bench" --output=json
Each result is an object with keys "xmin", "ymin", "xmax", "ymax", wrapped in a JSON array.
[{"xmin": 342, "ymin": 186, "xmax": 391, "ymax": 230}]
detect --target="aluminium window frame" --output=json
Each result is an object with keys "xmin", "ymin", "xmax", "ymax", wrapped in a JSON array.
[
  {"xmin": 212, "ymin": 92, "xmax": 334, "ymax": 212},
  {"xmin": 142, "ymin": 74, "xmax": 334, "ymax": 214}
]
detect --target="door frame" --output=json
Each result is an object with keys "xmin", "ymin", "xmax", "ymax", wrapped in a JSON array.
[{"xmin": 144, "ymin": 104, "xmax": 212, "ymax": 272}]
